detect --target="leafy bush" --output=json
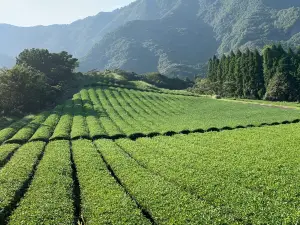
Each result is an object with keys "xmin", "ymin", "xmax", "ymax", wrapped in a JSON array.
[
  {"xmin": 142, "ymin": 72, "xmax": 193, "ymax": 90},
  {"xmin": 50, "ymin": 100, "xmax": 73, "ymax": 139},
  {"xmin": 9, "ymin": 141, "xmax": 74, "ymax": 225},
  {"xmin": 72, "ymin": 139, "xmax": 148, "ymax": 224},
  {"xmin": 0, "ymin": 117, "xmax": 32, "ymax": 144},
  {"xmin": 0, "ymin": 144, "xmax": 19, "ymax": 168},
  {"xmin": 30, "ymin": 105, "xmax": 63, "ymax": 141},
  {"xmin": 0, "ymin": 142, "xmax": 46, "ymax": 222},
  {"xmin": 8, "ymin": 112, "xmax": 49, "ymax": 143},
  {"xmin": 96, "ymin": 139, "xmax": 231, "ymax": 224},
  {"xmin": 192, "ymin": 78, "xmax": 214, "ymax": 95}
]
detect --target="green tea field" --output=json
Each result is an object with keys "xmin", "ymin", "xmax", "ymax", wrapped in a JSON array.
[{"xmin": 0, "ymin": 86, "xmax": 299, "ymax": 224}]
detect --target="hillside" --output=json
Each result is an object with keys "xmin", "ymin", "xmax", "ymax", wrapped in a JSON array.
[
  {"xmin": 0, "ymin": 84, "xmax": 300, "ymax": 224},
  {"xmin": 1, "ymin": 87, "xmax": 300, "ymax": 144},
  {"xmin": 0, "ymin": 0, "xmax": 178, "ymax": 59},
  {"xmin": 80, "ymin": 0, "xmax": 300, "ymax": 77},
  {"xmin": 2, "ymin": 0, "xmax": 300, "ymax": 77},
  {"xmin": 80, "ymin": 0, "xmax": 216, "ymax": 77}
]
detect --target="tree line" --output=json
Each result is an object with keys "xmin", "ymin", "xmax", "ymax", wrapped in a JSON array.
[
  {"xmin": 194, "ymin": 44, "xmax": 300, "ymax": 101},
  {"xmin": 0, "ymin": 49, "xmax": 79, "ymax": 115}
]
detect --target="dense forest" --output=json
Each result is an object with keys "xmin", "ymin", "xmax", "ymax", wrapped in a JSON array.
[{"xmin": 195, "ymin": 44, "xmax": 300, "ymax": 101}]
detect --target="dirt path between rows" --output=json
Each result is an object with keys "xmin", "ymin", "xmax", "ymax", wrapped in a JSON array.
[{"xmin": 221, "ymin": 99, "xmax": 300, "ymax": 110}]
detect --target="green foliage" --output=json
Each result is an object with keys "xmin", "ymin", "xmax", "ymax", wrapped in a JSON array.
[
  {"xmin": 0, "ymin": 116, "xmax": 17, "ymax": 130},
  {"xmin": 264, "ymin": 72, "xmax": 296, "ymax": 101},
  {"xmin": 72, "ymin": 139, "xmax": 149, "ymax": 224},
  {"xmin": 85, "ymin": 69, "xmax": 192, "ymax": 91},
  {"xmin": 113, "ymin": 123, "xmax": 300, "ymax": 224},
  {"xmin": 204, "ymin": 48, "xmax": 265, "ymax": 99},
  {"xmin": 142, "ymin": 72, "xmax": 192, "ymax": 90},
  {"xmin": 0, "ymin": 85, "xmax": 299, "ymax": 223},
  {"xmin": 191, "ymin": 78, "xmax": 214, "ymax": 95},
  {"xmin": 0, "ymin": 49, "xmax": 79, "ymax": 116},
  {"xmin": 78, "ymin": 0, "xmax": 300, "ymax": 77},
  {"xmin": 0, "ymin": 86, "xmax": 299, "ymax": 146},
  {"xmin": 87, "ymin": 88, "xmax": 121, "ymax": 136},
  {"xmin": 80, "ymin": 89, "xmax": 106, "ymax": 138},
  {"xmin": 0, "ymin": 116, "xmax": 33, "ymax": 144},
  {"xmin": 29, "ymin": 105, "xmax": 63, "ymax": 141},
  {"xmin": 70, "ymin": 94, "xmax": 89, "ymax": 139},
  {"xmin": 9, "ymin": 141, "xmax": 74, "ymax": 225},
  {"xmin": 8, "ymin": 112, "xmax": 49, "ymax": 143},
  {"xmin": 0, "ymin": 65, "xmax": 47, "ymax": 114},
  {"xmin": 0, "ymin": 142, "xmax": 46, "ymax": 222},
  {"xmin": 202, "ymin": 44, "xmax": 300, "ymax": 101},
  {"xmin": 0, "ymin": 144, "xmax": 19, "ymax": 168},
  {"xmin": 50, "ymin": 114, "xmax": 73, "ymax": 139},
  {"xmin": 95, "ymin": 139, "xmax": 231, "ymax": 224},
  {"xmin": 16, "ymin": 49, "xmax": 78, "ymax": 85},
  {"xmin": 50, "ymin": 100, "xmax": 73, "ymax": 140}
]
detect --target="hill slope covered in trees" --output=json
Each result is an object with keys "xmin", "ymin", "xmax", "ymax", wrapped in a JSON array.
[
  {"xmin": 1, "ymin": 0, "xmax": 300, "ymax": 77},
  {"xmin": 0, "ymin": 0, "xmax": 179, "ymax": 59},
  {"xmin": 199, "ymin": 44, "xmax": 300, "ymax": 102}
]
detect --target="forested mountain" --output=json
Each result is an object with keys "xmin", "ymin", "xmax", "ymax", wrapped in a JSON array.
[
  {"xmin": 80, "ymin": 0, "xmax": 217, "ymax": 77},
  {"xmin": 1, "ymin": 0, "xmax": 300, "ymax": 78},
  {"xmin": 80, "ymin": 0, "xmax": 300, "ymax": 77},
  {"xmin": 0, "ymin": 0, "xmax": 179, "ymax": 59}
]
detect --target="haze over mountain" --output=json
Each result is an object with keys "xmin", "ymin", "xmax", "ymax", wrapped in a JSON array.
[
  {"xmin": 0, "ymin": 54, "xmax": 15, "ymax": 68},
  {"xmin": 1, "ymin": 0, "xmax": 300, "ymax": 78}
]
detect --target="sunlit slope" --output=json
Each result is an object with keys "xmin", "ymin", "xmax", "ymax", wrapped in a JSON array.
[
  {"xmin": 94, "ymin": 123, "xmax": 300, "ymax": 224},
  {"xmin": 1, "ymin": 86, "xmax": 300, "ymax": 143},
  {"xmin": 0, "ymin": 83, "xmax": 300, "ymax": 224},
  {"xmin": 1, "ymin": 124, "xmax": 300, "ymax": 224}
]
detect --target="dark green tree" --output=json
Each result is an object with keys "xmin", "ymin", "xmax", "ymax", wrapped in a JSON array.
[
  {"xmin": 224, "ymin": 51, "xmax": 236, "ymax": 97},
  {"xmin": 207, "ymin": 58, "xmax": 214, "ymax": 82},
  {"xmin": 241, "ymin": 49, "xmax": 251, "ymax": 98},
  {"xmin": 253, "ymin": 49, "xmax": 265, "ymax": 99},
  {"xmin": 216, "ymin": 54, "xmax": 227, "ymax": 95},
  {"xmin": 264, "ymin": 71, "xmax": 295, "ymax": 101},
  {"xmin": 234, "ymin": 49, "xmax": 243, "ymax": 97},
  {"xmin": 0, "ymin": 65, "xmax": 47, "ymax": 114},
  {"xmin": 205, "ymin": 44, "xmax": 300, "ymax": 101},
  {"xmin": 16, "ymin": 48, "xmax": 79, "ymax": 86}
]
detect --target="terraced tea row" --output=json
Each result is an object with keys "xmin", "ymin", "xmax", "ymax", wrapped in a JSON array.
[
  {"xmin": 112, "ymin": 125, "xmax": 300, "ymax": 224},
  {"xmin": 1, "ymin": 86, "xmax": 300, "ymax": 144},
  {"xmin": 0, "ymin": 124, "xmax": 300, "ymax": 224}
]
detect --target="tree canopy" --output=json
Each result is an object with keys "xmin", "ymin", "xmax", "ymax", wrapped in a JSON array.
[
  {"xmin": 194, "ymin": 44, "xmax": 300, "ymax": 102},
  {"xmin": 0, "ymin": 49, "xmax": 79, "ymax": 115}
]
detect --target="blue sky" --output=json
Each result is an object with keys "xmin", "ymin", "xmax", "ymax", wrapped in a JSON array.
[{"xmin": 0, "ymin": 0, "xmax": 135, "ymax": 27}]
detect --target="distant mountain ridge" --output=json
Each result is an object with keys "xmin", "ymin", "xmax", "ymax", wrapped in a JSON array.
[
  {"xmin": 1, "ymin": 0, "xmax": 300, "ymax": 78},
  {"xmin": 0, "ymin": 0, "xmax": 178, "ymax": 58}
]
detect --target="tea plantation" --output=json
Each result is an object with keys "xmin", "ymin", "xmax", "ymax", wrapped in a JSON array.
[{"xmin": 0, "ymin": 86, "xmax": 299, "ymax": 224}]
